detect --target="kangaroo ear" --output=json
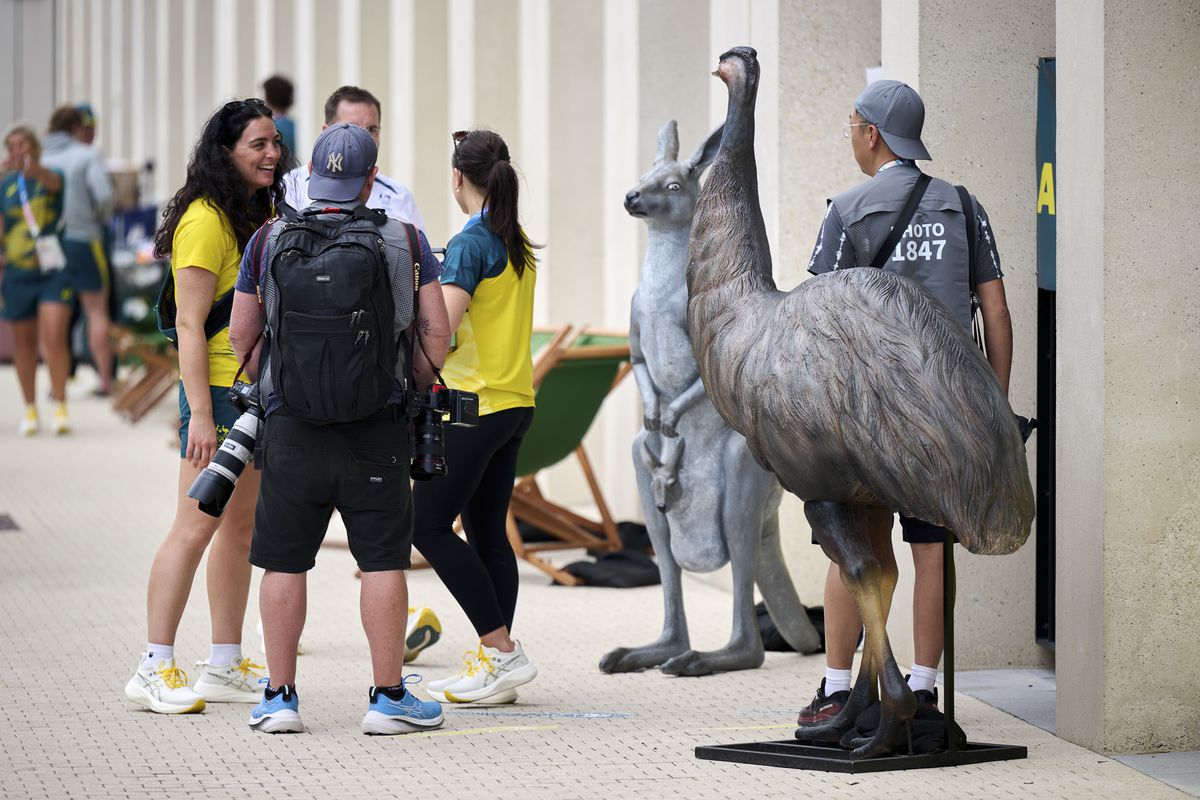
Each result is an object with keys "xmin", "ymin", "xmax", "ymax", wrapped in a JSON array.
[
  {"xmin": 654, "ymin": 120, "xmax": 680, "ymax": 166},
  {"xmin": 687, "ymin": 124, "xmax": 724, "ymax": 174},
  {"xmin": 641, "ymin": 437, "xmax": 662, "ymax": 470}
]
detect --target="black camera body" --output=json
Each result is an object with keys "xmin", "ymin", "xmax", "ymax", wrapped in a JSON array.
[
  {"xmin": 409, "ymin": 384, "xmax": 479, "ymax": 480},
  {"xmin": 187, "ymin": 383, "xmax": 263, "ymax": 517}
]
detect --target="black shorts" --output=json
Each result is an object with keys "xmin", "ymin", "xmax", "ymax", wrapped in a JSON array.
[
  {"xmin": 809, "ymin": 512, "xmax": 957, "ymax": 545},
  {"xmin": 250, "ymin": 409, "xmax": 413, "ymax": 573}
]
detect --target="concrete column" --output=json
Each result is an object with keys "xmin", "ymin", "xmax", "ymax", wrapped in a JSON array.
[
  {"xmin": 517, "ymin": 0, "xmax": 550, "ymax": 325},
  {"xmin": 0, "ymin": 0, "xmax": 57, "ymax": 129},
  {"xmin": 339, "ymin": 0, "xmax": 362, "ymax": 88},
  {"xmin": 411, "ymin": 0, "xmax": 449, "ymax": 246},
  {"xmin": 381, "ymin": 0, "xmax": 412, "ymax": 186},
  {"xmin": 255, "ymin": 0, "xmax": 274, "ymax": 89},
  {"xmin": 1056, "ymin": 0, "xmax": 1200, "ymax": 755},
  {"xmin": 773, "ymin": 0, "xmax": 881, "ymax": 605}
]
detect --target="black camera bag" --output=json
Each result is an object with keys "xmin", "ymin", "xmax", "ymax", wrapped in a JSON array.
[{"xmin": 265, "ymin": 205, "xmax": 399, "ymax": 424}]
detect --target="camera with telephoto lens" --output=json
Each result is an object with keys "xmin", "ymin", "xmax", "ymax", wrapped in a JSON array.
[
  {"xmin": 409, "ymin": 384, "xmax": 479, "ymax": 480},
  {"xmin": 187, "ymin": 382, "xmax": 262, "ymax": 517}
]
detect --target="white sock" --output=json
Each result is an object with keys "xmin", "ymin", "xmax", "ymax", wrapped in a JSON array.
[
  {"xmin": 908, "ymin": 664, "xmax": 939, "ymax": 693},
  {"xmin": 824, "ymin": 667, "xmax": 853, "ymax": 694},
  {"xmin": 141, "ymin": 644, "xmax": 174, "ymax": 672},
  {"xmin": 209, "ymin": 643, "xmax": 242, "ymax": 666}
]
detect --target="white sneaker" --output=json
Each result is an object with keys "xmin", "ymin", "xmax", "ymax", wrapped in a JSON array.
[
  {"xmin": 427, "ymin": 646, "xmax": 485, "ymax": 694},
  {"xmin": 442, "ymin": 641, "xmax": 537, "ymax": 704},
  {"xmin": 125, "ymin": 658, "xmax": 206, "ymax": 714},
  {"xmin": 428, "ymin": 687, "xmax": 518, "ymax": 705},
  {"xmin": 18, "ymin": 407, "xmax": 38, "ymax": 437},
  {"xmin": 404, "ymin": 607, "xmax": 442, "ymax": 664},
  {"xmin": 193, "ymin": 657, "xmax": 266, "ymax": 703}
]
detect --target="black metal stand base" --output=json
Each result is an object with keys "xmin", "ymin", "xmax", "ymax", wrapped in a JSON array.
[{"xmin": 695, "ymin": 739, "xmax": 1027, "ymax": 774}]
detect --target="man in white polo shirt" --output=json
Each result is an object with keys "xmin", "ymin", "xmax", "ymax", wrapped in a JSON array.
[
  {"xmin": 280, "ymin": 85, "xmax": 440, "ymax": 664},
  {"xmin": 283, "ymin": 85, "xmax": 425, "ymax": 233}
]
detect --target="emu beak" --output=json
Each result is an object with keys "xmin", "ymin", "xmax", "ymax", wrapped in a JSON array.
[{"xmin": 711, "ymin": 70, "xmax": 720, "ymax": 77}]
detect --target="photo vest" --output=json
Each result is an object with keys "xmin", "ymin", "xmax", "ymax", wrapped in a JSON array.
[{"xmin": 829, "ymin": 164, "xmax": 975, "ymax": 330}]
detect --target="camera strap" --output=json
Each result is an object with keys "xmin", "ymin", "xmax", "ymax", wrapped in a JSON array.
[
  {"xmin": 955, "ymin": 184, "xmax": 985, "ymax": 353},
  {"xmin": 870, "ymin": 172, "xmax": 931, "ymax": 268}
]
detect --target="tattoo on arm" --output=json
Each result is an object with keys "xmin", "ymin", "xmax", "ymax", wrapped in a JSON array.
[{"xmin": 419, "ymin": 317, "xmax": 431, "ymax": 336}]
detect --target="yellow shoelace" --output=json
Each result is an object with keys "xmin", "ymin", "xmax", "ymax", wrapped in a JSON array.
[
  {"xmin": 236, "ymin": 658, "xmax": 266, "ymax": 680},
  {"xmin": 156, "ymin": 664, "xmax": 189, "ymax": 689},
  {"xmin": 463, "ymin": 646, "xmax": 496, "ymax": 677}
]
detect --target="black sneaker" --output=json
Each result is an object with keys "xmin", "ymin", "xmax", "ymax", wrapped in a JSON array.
[
  {"xmin": 796, "ymin": 678, "xmax": 851, "ymax": 726},
  {"xmin": 914, "ymin": 687, "xmax": 939, "ymax": 711}
]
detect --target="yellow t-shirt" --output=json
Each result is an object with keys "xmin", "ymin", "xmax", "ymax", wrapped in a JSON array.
[
  {"xmin": 440, "ymin": 219, "xmax": 536, "ymax": 415},
  {"xmin": 171, "ymin": 198, "xmax": 242, "ymax": 387}
]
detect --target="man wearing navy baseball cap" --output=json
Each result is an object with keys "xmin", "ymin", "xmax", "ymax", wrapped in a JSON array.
[
  {"xmin": 799, "ymin": 80, "xmax": 1015, "ymax": 734},
  {"xmin": 228, "ymin": 121, "xmax": 451, "ymax": 736}
]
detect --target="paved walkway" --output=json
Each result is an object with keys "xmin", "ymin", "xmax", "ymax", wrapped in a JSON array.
[{"xmin": 0, "ymin": 366, "xmax": 1187, "ymax": 799}]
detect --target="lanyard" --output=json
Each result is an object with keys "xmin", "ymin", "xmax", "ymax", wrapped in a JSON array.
[
  {"xmin": 877, "ymin": 159, "xmax": 913, "ymax": 174},
  {"xmin": 15, "ymin": 174, "xmax": 43, "ymax": 237}
]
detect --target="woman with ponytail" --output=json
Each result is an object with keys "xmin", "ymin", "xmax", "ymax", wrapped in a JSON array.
[{"xmin": 414, "ymin": 129, "xmax": 539, "ymax": 705}]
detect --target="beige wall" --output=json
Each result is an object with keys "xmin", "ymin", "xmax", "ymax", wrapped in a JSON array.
[
  {"xmin": 1057, "ymin": 0, "xmax": 1200, "ymax": 754},
  {"xmin": 774, "ymin": 0, "xmax": 882, "ymax": 606},
  {"xmin": 881, "ymin": 0, "xmax": 1055, "ymax": 671}
]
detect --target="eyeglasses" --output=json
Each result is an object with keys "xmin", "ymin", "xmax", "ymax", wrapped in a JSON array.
[
  {"xmin": 451, "ymin": 130, "xmax": 469, "ymax": 148},
  {"xmin": 842, "ymin": 122, "xmax": 872, "ymax": 139}
]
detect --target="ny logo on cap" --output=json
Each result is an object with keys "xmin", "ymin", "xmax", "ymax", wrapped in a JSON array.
[{"xmin": 326, "ymin": 152, "xmax": 344, "ymax": 173}]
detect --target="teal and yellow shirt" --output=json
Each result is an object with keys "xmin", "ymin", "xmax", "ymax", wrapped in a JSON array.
[
  {"xmin": 1, "ymin": 171, "xmax": 64, "ymax": 273},
  {"xmin": 440, "ymin": 214, "xmax": 536, "ymax": 415}
]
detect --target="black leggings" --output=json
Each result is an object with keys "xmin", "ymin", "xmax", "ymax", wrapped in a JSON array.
[{"xmin": 412, "ymin": 406, "xmax": 534, "ymax": 637}]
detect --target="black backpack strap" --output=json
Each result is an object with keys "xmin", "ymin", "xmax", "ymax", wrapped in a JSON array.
[
  {"xmin": 870, "ymin": 172, "xmax": 932, "ymax": 268},
  {"xmin": 202, "ymin": 290, "xmax": 235, "ymax": 340},
  {"xmin": 276, "ymin": 200, "xmax": 301, "ymax": 222},
  {"xmin": 955, "ymin": 184, "xmax": 985, "ymax": 352},
  {"xmin": 955, "ymin": 185, "xmax": 978, "ymax": 292},
  {"xmin": 351, "ymin": 204, "xmax": 388, "ymax": 226}
]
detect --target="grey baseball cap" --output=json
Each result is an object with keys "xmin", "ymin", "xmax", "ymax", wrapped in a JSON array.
[
  {"xmin": 855, "ymin": 80, "xmax": 932, "ymax": 161},
  {"xmin": 308, "ymin": 122, "xmax": 378, "ymax": 202}
]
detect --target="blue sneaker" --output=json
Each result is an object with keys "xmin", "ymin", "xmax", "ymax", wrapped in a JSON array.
[
  {"xmin": 249, "ymin": 682, "xmax": 303, "ymax": 734},
  {"xmin": 361, "ymin": 675, "xmax": 445, "ymax": 735}
]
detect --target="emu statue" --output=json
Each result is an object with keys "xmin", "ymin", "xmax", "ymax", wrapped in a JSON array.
[
  {"xmin": 687, "ymin": 47, "xmax": 1034, "ymax": 756},
  {"xmin": 600, "ymin": 121, "xmax": 821, "ymax": 677}
]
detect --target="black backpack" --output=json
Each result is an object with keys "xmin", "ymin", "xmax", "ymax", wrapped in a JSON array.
[{"xmin": 264, "ymin": 204, "xmax": 409, "ymax": 424}]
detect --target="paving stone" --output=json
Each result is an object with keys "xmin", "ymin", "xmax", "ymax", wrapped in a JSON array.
[{"xmin": 0, "ymin": 365, "xmax": 1188, "ymax": 798}]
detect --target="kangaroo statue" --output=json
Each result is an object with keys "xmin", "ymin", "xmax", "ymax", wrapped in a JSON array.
[{"xmin": 599, "ymin": 120, "xmax": 821, "ymax": 677}]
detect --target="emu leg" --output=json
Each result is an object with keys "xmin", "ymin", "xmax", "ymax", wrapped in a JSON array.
[
  {"xmin": 795, "ymin": 501, "xmax": 913, "ymax": 753},
  {"xmin": 600, "ymin": 441, "xmax": 689, "ymax": 673}
]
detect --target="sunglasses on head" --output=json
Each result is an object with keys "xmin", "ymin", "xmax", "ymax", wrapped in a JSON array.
[
  {"xmin": 223, "ymin": 98, "xmax": 269, "ymax": 113},
  {"xmin": 452, "ymin": 130, "xmax": 469, "ymax": 148}
]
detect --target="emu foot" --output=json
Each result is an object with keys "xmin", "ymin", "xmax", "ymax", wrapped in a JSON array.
[
  {"xmin": 599, "ymin": 640, "xmax": 688, "ymax": 674},
  {"xmin": 659, "ymin": 644, "xmax": 765, "ymax": 677},
  {"xmin": 839, "ymin": 685, "xmax": 918, "ymax": 758}
]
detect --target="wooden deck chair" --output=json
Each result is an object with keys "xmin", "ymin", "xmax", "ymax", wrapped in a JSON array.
[
  {"xmin": 504, "ymin": 327, "xmax": 631, "ymax": 585},
  {"xmin": 110, "ymin": 325, "xmax": 180, "ymax": 423}
]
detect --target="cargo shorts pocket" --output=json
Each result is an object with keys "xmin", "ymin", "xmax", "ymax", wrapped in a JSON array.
[{"xmin": 348, "ymin": 448, "xmax": 409, "ymax": 486}]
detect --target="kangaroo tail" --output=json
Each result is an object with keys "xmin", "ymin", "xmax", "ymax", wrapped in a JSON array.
[{"xmin": 756, "ymin": 514, "xmax": 822, "ymax": 654}]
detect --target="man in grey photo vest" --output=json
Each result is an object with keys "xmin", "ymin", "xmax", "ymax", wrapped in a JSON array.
[{"xmin": 799, "ymin": 79, "xmax": 1014, "ymax": 725}]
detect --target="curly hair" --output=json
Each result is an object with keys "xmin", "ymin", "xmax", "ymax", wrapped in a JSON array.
[{"xmin": 154, "ymin": 99, "xmax": 288, "ymax": 258}]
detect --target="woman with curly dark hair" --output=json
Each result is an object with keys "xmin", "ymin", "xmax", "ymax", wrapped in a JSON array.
[{"xmin": 125, "ymin": 99, "xmax": 286, "ymax": 715}]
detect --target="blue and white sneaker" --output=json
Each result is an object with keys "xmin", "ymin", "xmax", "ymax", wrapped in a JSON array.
[
  {"xmin": 361, "ymin": 675, "xmax": 445, "ymax": 735},
  {"xmin": 248, "ymin": 682, "xmax": 303, "ymax": 734}
]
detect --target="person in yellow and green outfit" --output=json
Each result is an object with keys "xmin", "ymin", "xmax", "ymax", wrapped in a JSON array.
[{"xmin": 1, "ymin": 123, "xmax": 72, "ymax": 435}]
